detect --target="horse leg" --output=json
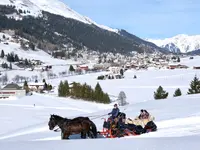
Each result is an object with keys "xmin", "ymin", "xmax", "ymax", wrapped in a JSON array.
[
  {"xmin": 81, "ymin": 132, "xmax": 84, "ymax": 138},
  {"xmin": 61, "ymin": 131, "xmax": 64, "ymax": 140},
  {"xmin": 88, "ymin": 131, "xmax": 94, "ymax": 138},
  {"xmin": 81, "ymin": 130, "xmax": 87, "ymax": 139},
  {"xmin": 62, "ymin": 131, "xmax": 70, "ymax": 140},
  {"xmin": 87, "ymin": 131, "xmax": 91, "ymax": 138}
]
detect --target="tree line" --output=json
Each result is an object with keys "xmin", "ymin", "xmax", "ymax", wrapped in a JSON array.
[
  {"xmin": 154, "ymin": 75, "xmax": 200, "ymax": 100},
  {"xmin": 58, "ymin": 80, "xmax": 110, "ymax": 104},
  {"xmin": 1, "ymin": 50, "xmax": 32, "ymax": 67}
]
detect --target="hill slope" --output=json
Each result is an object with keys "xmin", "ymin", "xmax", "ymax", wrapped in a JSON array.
[
  {"xmin": 0, "ymin": 1, "xmax": 166, "ymax": 54},
  {"xmin": 0, "ymin": 0, "xmax": 117, "ymax": 32},
  {"xmin": 0, "ymin": 56, "xmax": 200, "ymax": 149},
  {"xmin": 0, "ymin": 93, "xmax": 200, "ymax": 149}
]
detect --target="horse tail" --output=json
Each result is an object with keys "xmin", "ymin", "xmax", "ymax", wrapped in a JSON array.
[{"xmin": 89, "ymin": 121, "xmax": 97, "ymax": 138}]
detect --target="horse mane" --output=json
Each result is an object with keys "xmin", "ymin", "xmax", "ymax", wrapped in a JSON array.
[{"xmin": 51, "ymin": 114, "xmax": 66, "ymax": 121}]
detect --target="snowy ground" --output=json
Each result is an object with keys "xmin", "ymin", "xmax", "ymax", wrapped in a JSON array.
[
  {"xmin": 1, "ymin": 52, "xmax": 200, "ymax": 149},
  {"xmin": 1, "ymin": 56, "xmax": 200, "ymax": 149},
  {"xmin": 0, "ymin": 93, "xmax": 200, "ymax": 149},
  {"xmin": 48, "ymin": 68, "xmax": 200, "ymax": 104}
]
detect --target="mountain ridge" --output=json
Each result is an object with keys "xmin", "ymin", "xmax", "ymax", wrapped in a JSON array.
[
  {"xmin": 0, "ymin": 0, "xmax": 118, "ymax": 33},
  {"xmin": 0, "ymin": 0, "xmax": 167, "ymax": 54},
  {"xmin": 147, "ymin": 34, "xmax": 200, "ymax": 53}
]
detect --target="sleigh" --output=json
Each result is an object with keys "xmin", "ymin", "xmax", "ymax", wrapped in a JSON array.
[{"xmin": 98, "ymin": 117, "xmax": 157, "ymax": 138}]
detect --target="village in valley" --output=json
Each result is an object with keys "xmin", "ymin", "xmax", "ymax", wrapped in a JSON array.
[
  {"xmin": 0, "ymin": 32, "xmax": 199, "ymax": 99},
  {"xmin": 0, "ymin": 30, "xmax": 199, "ymax": 99}
]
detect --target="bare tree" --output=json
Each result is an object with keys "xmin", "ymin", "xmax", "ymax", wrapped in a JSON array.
[
  {"xmin": 31, "ymin": 75, "xmax": 38, "ymax": 82},
  {"xmin": 47, "ymin": 70, "xmax": 54, "ymax": 79},
  {"xmin": 1, "ymin": 73, "xmax": 8, "ymax": 85},
  {"xmin": 40, "ymin": 71, "xmax": 44, "ymax": 80},
  {"xmin": 0, "ymin": 77, "xmax": 2, "ymax": 84},
  {"xmin": 118, "ymin": 91, "xmax": 128, "ymax": 106},
  {"xmin": 13, "ymin": 75, "xmax": 20, "ymax": 83}
]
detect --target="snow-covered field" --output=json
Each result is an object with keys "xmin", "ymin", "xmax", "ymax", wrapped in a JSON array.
[{"xmin": 1, "ymin": 56, "xmax": 200, "ymax": 149}]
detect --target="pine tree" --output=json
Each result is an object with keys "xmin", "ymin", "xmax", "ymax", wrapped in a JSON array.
[
  {"xmin": 120, "ymin": 69, "xmax": 124, "ymax": 76},
  {"xmin": 75, "ymin": 83, "xmax": 82, "ymax": 98},
  {"xmin": 64, "ymin": 80, "xmax": 70, "ymax": 96},
  {"xmin": 23, "ymin": 80, "xmax": 29, "ymax": 94},
  {"xmin": 154, "ymin": 86, "xmax": 168, "ymax": 100},
  {"xmin": 58, "ymin": 81, "xmax": 64, "ymax": 97},
  {"xmin": 69, "ymin": 65, "xmax": 75, "ymax": 72},
  {"xmin": 173, "ymin": 88, "xmax": 182, "ymax": 97},
  {"xmin": 25, "ymin": 59, "xmax": 29, "ymax": 66},
  {"xmin": 85, "ymin": 84, "xmax": 94, "ymax": 100},
  {"xmin": 80, "ymin": 83, "xmax": 86, "ymax": 99},
  {"xmin": 9, "ymin": 62, "xmax": 12, "ymax": 70},
  {"xmin": 188, "ymin": 75, "xmax": 200, "ymax": 94},
  {"xmin": 177, "ymin": 57, "xmax": 180, "ymax": 62},
  {"xmin": 44, "ymin": 82, "xmax": 48, "ymax": 90},
  {"xmin": 10, "ymin": 53, "xmax": 14, "ymax": 62},
  {"xmin": 94, "ymin": 82, "xmax": 102, "ymax": 101},
  {"xmin": 47, "ymin": 84, "xmax": 52, "ymax": 91},
  {"xmin": 7, "ymin": 53, "xmax": 11, "ymax": 62},
  {"xmin": 29, "ymin": 42, "xmax": 35, "ymax": 50},
  {"xmin": 1, "ymin": 50, "xmax": 4, "ymax": 58},
  {"xmin": 70, "ymin": 82, "xmax": 77, "ymax": 97},
  {"xmin": 14, "ymin": 54, "xmax": 19, "ymax": 62},
  {"xmin": 94, "ymin": 82, "xmax": 103, "ymax": 102},
  {"xmin": 102, "ymin": 93, "xmax": 110, "ymax": 104}
]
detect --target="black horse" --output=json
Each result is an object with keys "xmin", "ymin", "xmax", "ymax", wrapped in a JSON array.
[{"xmin": 48, "ymin": 114, "xmax": 97, "ymax": 139}]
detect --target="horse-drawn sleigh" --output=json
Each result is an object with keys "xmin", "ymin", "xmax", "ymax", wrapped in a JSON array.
[{"xmin": 48, "ymin": 112, "xmax": 157, "ymax": 140}]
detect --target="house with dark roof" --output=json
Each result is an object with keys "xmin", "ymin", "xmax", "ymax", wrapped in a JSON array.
[{"xmin": 0, "ymin": 83, "xmax": 26, "ymax": 99}]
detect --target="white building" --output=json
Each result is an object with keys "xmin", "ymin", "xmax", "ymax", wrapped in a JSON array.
[
  {"xmin": 0, "ymin": 83, "xmax": 26, "ymax": 99},
  {"xmin": 28, "ymin": 82, "xmax": 45, "ymax": 92},
  {"xmin": 109, "ymin": 67, "xmax": 121, "ymax": 74}
]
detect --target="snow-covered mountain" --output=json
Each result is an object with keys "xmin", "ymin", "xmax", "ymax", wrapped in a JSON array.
[
  {"xmin": 147, "ymin": 34, "xmax": 200, "ymax": 53},
  {"xmin": 162, "ymin": 43, "xmax": 181, "ymax": 53},
  {"xmin": 0, "ymin": 0, "xmax": 167, "ymax": 54},
  {"xmin": 0, "ymin": 0, "xmax": 118, "ymax": 33}
]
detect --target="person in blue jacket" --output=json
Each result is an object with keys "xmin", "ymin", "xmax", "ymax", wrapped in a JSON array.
[{"xmin": 108, "ymin": 104, "xmax": 120, "ymax": 119}]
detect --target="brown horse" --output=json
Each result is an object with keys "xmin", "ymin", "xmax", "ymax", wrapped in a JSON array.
[{"xmin": 48, "ymin": 114, "xmax": 97, "ymax": 139}]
